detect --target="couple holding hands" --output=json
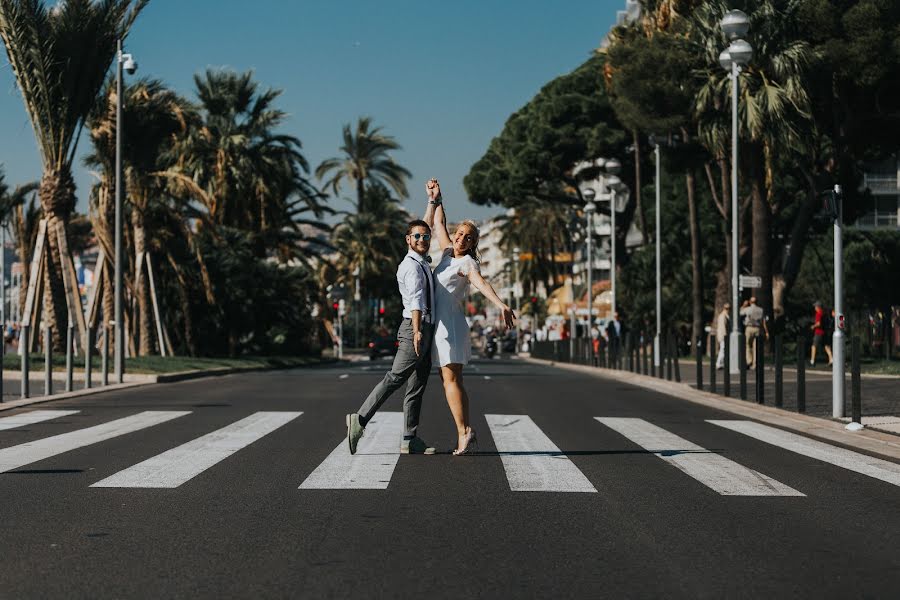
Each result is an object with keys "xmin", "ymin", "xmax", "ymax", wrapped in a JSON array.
[{"xmin": 345, "ymin": 179, "xmax": 516, "ymax": 456}]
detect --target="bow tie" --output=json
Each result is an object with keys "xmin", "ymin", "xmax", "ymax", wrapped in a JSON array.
[{"xmin": 424, "ymin": 255, "xmax": 432, "ymax": 264}]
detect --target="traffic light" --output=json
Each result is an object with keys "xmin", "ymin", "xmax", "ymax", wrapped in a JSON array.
[
  {"xmin": 379, "ymin": 307, "xmax": 386, "ymax": 315},
  {"xmin": 332, "ymin": 302, "xmax": 339, "ymax": 311}
]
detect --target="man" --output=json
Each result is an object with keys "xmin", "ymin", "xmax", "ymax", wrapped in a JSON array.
[
  {"xmin": 605, "ymin": 311, "xmax": 625, "ymax": 366},
  {"xmin": 810, "ymin": 302, "xmax": 833, "ymax": 366},
  {"xmin": 345, "ymin": 219, "xmax": 437, "ymax": 455},
  {"xmin": 715, "ymin": 302, "xmax": 731, "ymax": 370},
  {"xmin": 740, "ymin": 297, "xmax": 768, "ymax": 369}
]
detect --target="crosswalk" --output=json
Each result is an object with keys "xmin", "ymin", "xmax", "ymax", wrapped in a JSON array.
[{"xmin": 2, "ymin": 408, "xmax": 900, "ymax": 497}]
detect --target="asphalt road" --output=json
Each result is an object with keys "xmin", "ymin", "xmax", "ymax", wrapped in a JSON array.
[{"xmin": 1, "ymin": 357, "xmax": 899, "ymax": 599}]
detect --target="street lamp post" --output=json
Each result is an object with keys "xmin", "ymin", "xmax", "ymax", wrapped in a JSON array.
[
  {"xmin": 583, "ymin": 190, "xmax": 596, "ymax": 345},
  {"xmin": 513, "ymin": 247, "xmax": 521, "ymax": 353},
  {"xmin": 654, "ymin": 143, "xmax": 662, "ymax": 367},
  {"xmin": 719, "ymin": 10, "xmax": 752, "ymax": 375},
  {"xmin": 604, "ymin": 159, "xmax": 622, "ymax": 315},
  {"xmin": 832, "ymin": 185, "xmax": 845, "ymax": 417}
]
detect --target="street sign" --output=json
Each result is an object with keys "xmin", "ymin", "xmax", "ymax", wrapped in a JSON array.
[{"xmin": 739, "ymin": 275, "xmax": 762, "ymax": 289}]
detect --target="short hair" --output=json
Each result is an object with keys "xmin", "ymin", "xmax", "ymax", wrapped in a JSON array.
[{"xmin": 407, "ymin": 219, "xmax": 431, "ymax": 235}]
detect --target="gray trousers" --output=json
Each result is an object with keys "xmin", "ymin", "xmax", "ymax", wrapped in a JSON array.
[{"xmin": 358, "ymin": 319, "xmax": 434, "ymax": 438}]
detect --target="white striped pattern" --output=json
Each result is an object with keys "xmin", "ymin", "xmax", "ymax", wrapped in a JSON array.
[
  {"xmin": 709, "ymin": 420, "xmax": 900, "ymax": 488},
  {"xmin": 299, "ymin": 412, "xmax": 404, "ymax": 490},
  {"xmin": 92, "ymin": 412, "xmax": 302, "ymax": 488},
  {"xmin": 596, "ymin": 418, "xmax": 803, "ymax": 496},
  {"xmin": 0, "ymin": 410, "xmax": 80, "ymax": 431},
  {"xmin": 485, "ymin": 414, "xmax": 596, "ymax": 493},
  {"xmin": 0, "ymin": 411, "xmax": 189, "ymax": 473}
]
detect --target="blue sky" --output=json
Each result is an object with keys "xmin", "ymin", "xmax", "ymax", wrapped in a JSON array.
[{"xmin": 0, "ymin": 0, "xmax": 620, "ymax": 222}]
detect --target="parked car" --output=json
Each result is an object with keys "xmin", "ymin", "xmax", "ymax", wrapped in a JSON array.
[{"xmin": 369, "ymin": 333, "xmax": 399, "ymax": 360}]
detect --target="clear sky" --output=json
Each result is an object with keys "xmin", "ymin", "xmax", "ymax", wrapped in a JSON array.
[{"xmin": 0, "ymin": 0, "xmax": 621, "ymax": 223}]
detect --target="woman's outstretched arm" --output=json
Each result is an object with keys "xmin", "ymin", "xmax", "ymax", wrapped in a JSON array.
[
  {"xmin": 433, "ymin": 203, "xmax": 453, "ymax": 251},
  {"xmin": 423, "ymin": 178, "xmax": 438, "ymax": 227},
  {"xmin": 468, "ymin": 269, "xmax": 516, "ymax": 329}
]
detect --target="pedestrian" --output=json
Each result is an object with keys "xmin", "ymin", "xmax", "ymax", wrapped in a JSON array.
[
  {"xmin": 605, "ymin": 311, "xmax": 626, "ymax": 365},
  {"xmin": 423, "ymin": 178, "xmax": 515, "ymax": 455},
  {"xmin": 345, "ymin": 218, "xmax": 438, "ymax": 456},
  {"xmin": 715, "ymin": 302, "xmax": 731, "ymax": 370},
  {"xmin": 740, "ymin": 297, "xmax": 767, "ymax": 368},
  {"xmin": 809, "ymin": 301, "xmax": 834, "ymax": 366}
]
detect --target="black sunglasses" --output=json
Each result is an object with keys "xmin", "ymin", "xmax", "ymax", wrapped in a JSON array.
[{"xmin": 410, "ymin": 233, "xmax": 431, "ymax": 241}]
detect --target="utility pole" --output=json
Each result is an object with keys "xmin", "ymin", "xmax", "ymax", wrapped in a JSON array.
[{"xmin": 832, "ymin": 185, "xmax": 845, "ymax": 418}]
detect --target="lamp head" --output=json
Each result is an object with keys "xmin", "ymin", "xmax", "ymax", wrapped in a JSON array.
[
  {"xmin": 720, "ymin": 9, "xmax": 750, "ymax": 40},
  {"xmin": 122, "ymin": 53, "xmax": 137, "ymax": 75},
  {"xmin": 718, "ymin": 49, "xmax": 733, "ymax": 72},
  {"xmin": 582, "ymin": 188, "xmax": 596, "ymax": 202},
  {"xmin": 604, "ymin": 158, "xmax": 622, "ymax": 175},
  {"xmin": 727, "ymin": 39, "xmax": 753, "ymax": 67}
]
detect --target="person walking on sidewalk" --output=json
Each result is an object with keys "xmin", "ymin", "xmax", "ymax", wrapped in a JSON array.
[
  {"xmin": 810, "ymin": 301, "xmax": 834, "ymax": 366},
  {"xmin": 345, "ymin": 219, "xmax": 437, "ymax": 456},
  {"xmin": 740, "ymin": 297, "xmax": 768, "ymax": 369},
  {"xmin": 715, "ymin": 302, "xmax": 731, "ymax": 370}
]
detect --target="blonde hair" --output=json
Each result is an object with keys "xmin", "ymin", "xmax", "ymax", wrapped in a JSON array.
[{"xmin": 456, "ymin": 220, "xmax": 482, "ymax": 263}]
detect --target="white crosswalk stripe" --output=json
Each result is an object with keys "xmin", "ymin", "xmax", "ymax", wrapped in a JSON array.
[
  {"xmin": 91, "ymin": 412, "xmax": 303, "ymax": 488},
  {"xmin": 596, "ymin": 418, "xmax": 804, "ymax": 496},
  {"xmin": 0, "ymin": 411, "xmax": 189, "ymax": 473},
  {"xmin": 708, "ymin": 420, "xmax": 900, "ymax": 488},
  {"xmin": 299, "ymin": 412, "xmax": 404, "ymax": 490},
  {"xmin": 0, "ymin": 410, "xmax": 80, "ymax": 431},
  {"xmin": 485, "ymin": 414, "xmax": 596, "ymax": 493}
]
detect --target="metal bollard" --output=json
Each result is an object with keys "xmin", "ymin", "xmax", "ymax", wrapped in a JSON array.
[
  {"xmin": 66, "ymin": 322, "xmax": 74, "ymax": 392},
  {"xmin": 84, "ymin": 326, "xmax": 92, "ymax": 390},
  {"xmin": 851, "ymin": 335, "xmax": 861, "ymax": 424},
  {"xmin": 755, "ymin": 334, "xmax": 764, "ymax": 404},
  {"xmin": 709, "ymin": 334, "xmax": 716, "ymax": 394},
  {"xmin": 643, "ymin": 336, "xmax": 649, "ymax": 376},
  {"xmin": 102, "ymin": 326, "xmax": 109, "ymax": 386},
  {"xmin": 665, "ymin": 334, "xmax": 672, "ymax": 381},
  {"xmin": 696, "ymin": 336, "xmax": 703, "ymax": 391},
  {"xmin": 797, "ymin": 337, "xmax": 806, "ymax": 413},
  {"xmin": 21, "ymin": 324, "xmax": 29, "ymax": 399},
  {"xmin": 739, "ymin": 337, "xmax": 747, "ymax": 400},
  {"xmin": 44, "ymin": 325, "xmax": 52, "ymax": 396},
  {"xmin": 723, "ymin": 337, "xmax": 731, "ymax": 398},
  {"xmin": 672, "ymin": 335, "xmax": 681, "ymax": 383},
  {"xmin": 774, "ymin": 335, "xmax": 783, "ymax": 408}
]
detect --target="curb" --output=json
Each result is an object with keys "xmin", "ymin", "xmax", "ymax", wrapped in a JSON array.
[
  {"xmin": 0, "ymin": 381, "xmax": 151, "ymax": 412},
  {"xmin": 526, "ymin": 357, "xmax": 900, "ymax": 462}
]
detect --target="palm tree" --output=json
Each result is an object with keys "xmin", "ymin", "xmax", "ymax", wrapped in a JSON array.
[
  {"xmin": 692, "ymin": 0, "xmax": 813, "ymax": 318},
  {"xmin": 0, "ymin": 170, "xmax": 40, "ymax": 319},
  {"xmin": 86, "ymin": 78, "xmax": 193, "ymax": 355},
  {"xmin": 496, "ymin": 200, "xmax": 571, "ymax": 295},
  {"xmin": 316, "ymin": 117, "xmax": 412, "ymax": 214},
  {"xmin": 0, "ymin": 0, "xmax": 147, "ymax": 347}
]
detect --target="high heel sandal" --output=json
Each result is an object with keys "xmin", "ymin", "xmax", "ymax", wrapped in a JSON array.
[{"xmin": 453, "ymin": 427, "xmax": 478, "ymax": 456}]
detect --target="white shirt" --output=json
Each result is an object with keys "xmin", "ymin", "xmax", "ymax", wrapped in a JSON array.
[{"xmin": 397, "ymin": 250, "xmax": 435, "ymax": 321}]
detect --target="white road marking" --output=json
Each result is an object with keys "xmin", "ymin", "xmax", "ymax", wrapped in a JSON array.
[
  {"xmin": 709, "ymin": 419, "xmax": 900, "ymax": 488},
  {"xmin": 91, "ymin": 412, "xmax": 302, "ymax": 488},
  {"xmin": 0, "ymin": 411, "xmax": 189, "ymax": 473},
  {"xmin": 596, "ymin": 418, "xmax": 803, "ymax": 496},
  {"xmin": 0, "ymin": 410, "xmax": 80, "ymax": 431},
  {"xmin": 299, "ymin": 412, "xmax": 404, "ymax": 489},
  {"xmin": 485, "ymin": 414, "xmax": 596, "ymax": 493}
]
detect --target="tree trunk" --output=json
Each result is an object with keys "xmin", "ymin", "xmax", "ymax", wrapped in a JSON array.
[
  {"xmin": 38, "ymin": 170, "xmax": 75, "ymax": 351},
  {"xmin": 748, "ymin": 150, "xmax": 773, "ymax": 321},
  {"xmin": 356, "ymin": 178, "xmax": 366, "ymax": 214},
  {"xmin": 132, "ymin": 207, "xmax": 154, "ymax": 356},
  {"xmin": 632, "ymin": 130, "xmax": 649, "ymax": 245},
  {"xmin": 686, "ymin": 169, "xmax": 703, "ymax": 352}
]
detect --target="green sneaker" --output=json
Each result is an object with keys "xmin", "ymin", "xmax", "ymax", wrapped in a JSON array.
[
  {"xmin": 347, "ymin": 413, "xmax": 364, "ymax": 455},
  {"xmin": 400, "ymin": 436, "xmax": 436, "ymax": 455}
]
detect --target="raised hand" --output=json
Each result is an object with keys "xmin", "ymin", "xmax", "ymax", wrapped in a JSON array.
[
  {"xmin": 500, "ymin": 305, "xmax": 516, "ymax": 329},
  {"xmin": 426, "ymin": 178, "xmax": 442, "ymax": 202}
]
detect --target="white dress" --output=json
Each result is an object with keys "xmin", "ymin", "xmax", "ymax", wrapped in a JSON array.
[{"xmin": 432, "ymin": 248, "xmax": 478, "ymax": 367}]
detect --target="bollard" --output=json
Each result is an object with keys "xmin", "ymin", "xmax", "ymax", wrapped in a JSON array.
[
  {"xmin": 696, "ymin": 336, "xmax": 703, "ymax": 391},
  {"xmin": 21, "ymin": 324, "xmax": 29, "ymax": 399},
  {"xmin": 102, "ymin": 326, "xmax": 109, "ymax": 386},
  {"xmin": 723, "ymin": 336, "xmax": 731, "ymax": 398},
  {"xmin": 0, "ymin": 323, "xmax": 3, "ymax": 402},
  {"xmin": 672, "ymin": 335, "xmax": 681, "ymax": 383},
  {"xmin": 797, "ymin": 337, "xmax": 806, "ymax": 413},
  {"xmin": 774, "ymin": 335, "xmax": 783, "ymax": 408},
  {"xmin": 709, "ymin": 333, "xmax": 717, "ymax": 394},
  {"xmin": 84, "ymin": 326, "xmax": 92, "ymax": 390},
  {"xmin": 755, "ymin": 333, "xmax": 764, "ymax": 404},
  {"xmin": 642, "ymin": 336, "xmax": 649, "ymax": 376},
  {"xmin": 44, "ymin": 325, "xmax": 52, "ymax": 396},
  {"xmin": 665, "ymin": 334, "xmax": 672, "ymax": 381},
  {"xmin": 739, "ymin": 337, "xmax": 747, "ymax": 400},
  {"xmin": 851, "ymin": 335, "xmax": 861, "ymax": 424},
  {"xmin": 65, "ymin": 322, "xmax": 74, "ymax": 393}
]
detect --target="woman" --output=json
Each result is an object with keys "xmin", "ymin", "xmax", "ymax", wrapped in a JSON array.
[{"xmin": 423, "ymin": 179, "xmax": 516, "ymax": 455}]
